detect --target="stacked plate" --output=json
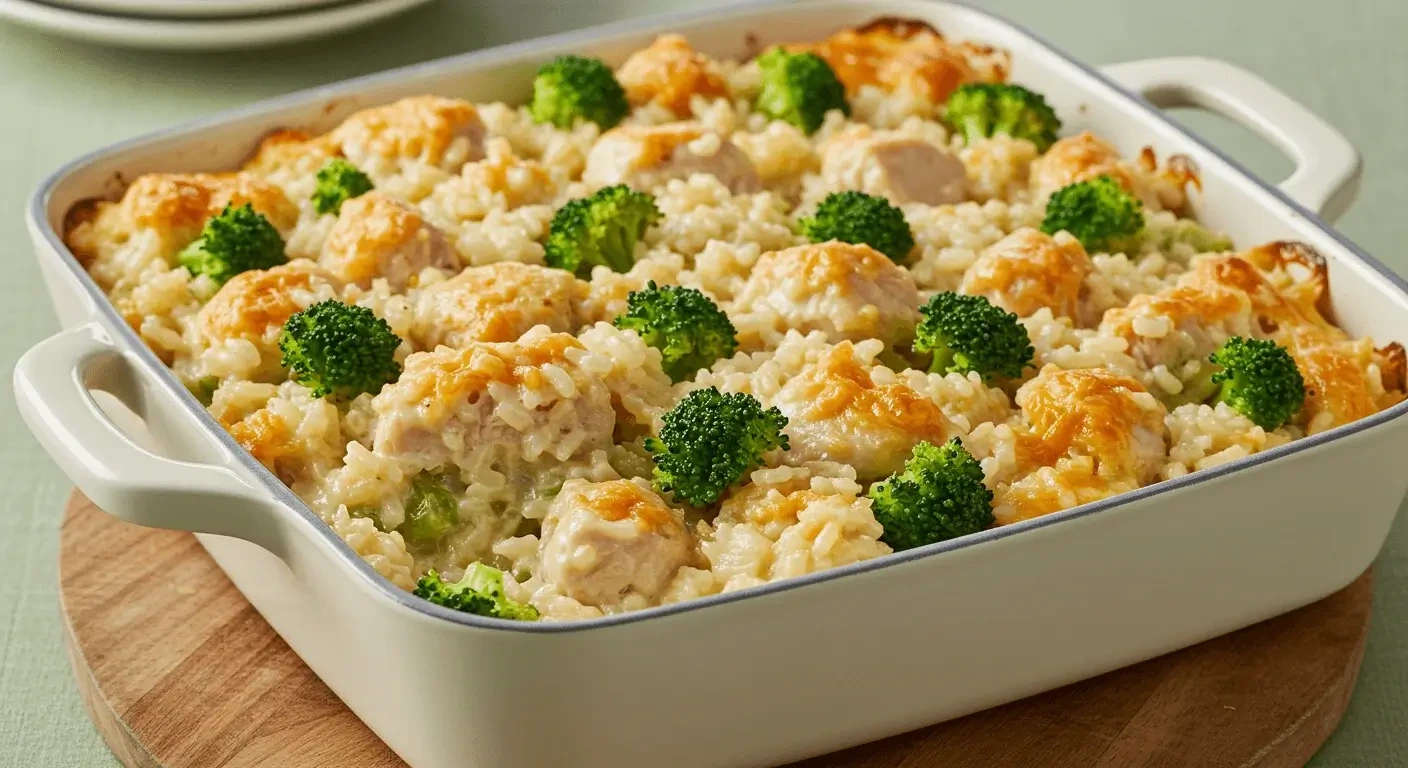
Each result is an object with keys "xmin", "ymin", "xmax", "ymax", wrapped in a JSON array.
[{"xmin": 0, "ymin": 0, "xmax": 437, "ymax": 50}]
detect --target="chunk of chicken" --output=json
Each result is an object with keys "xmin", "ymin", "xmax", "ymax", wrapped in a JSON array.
[
  {"xmin": 1031, "ymin": 131, "xmax": 1191, "ymax": 213},
  {"xmin": 319, "ymin": 192, "xmax": 457, "ymax": 290},
  {"xmin": 411, "ymin": 262, "xmax": 586, "ymax": 349},
  {"xmin": 370, "ymin": 329, "xmax": 615, "ymax": 472},
  {"xmin": 1098, "ymin": 259, "xmax": 1259, "ymax": 377},
  {"xmin": 330, "ymin": 96, "xmax": 486, "ymax": 199},
  {"xmin": 197, "ymin": 261, "xmax": 339, "ymax": 348},
  {"xmin": 583, "ymin": 124, "xmax": 760, "ymax": 194},
  {"xmin": 821, "ymin": 128, "xmax": 967, "ymax": 205},
  {"xmin": 770, "ymin": 342, "xmax": 952, "ymax": 479},
  {"xmin": 67, "ymin": 172, "xmax": 299, "ymax": 285},
  {"xmin": 960, "ymin": 228, "xmax": 1092, "ymax": 320},
  {"xmin": 795, "ymin": 17, "xmax": 1009, "ymax": 106},
  {"xmin": 1014, "ymin": 366, "xmax": 1167, "ymax": 486},
  {"xmin": 193, "ymin": 261, "xmax": 341, "ymax": 381},
  {"xmin": 538, "ymin": 479, "xmax": 693, "ymax": 611},
  {"xmin": 1283, "ymin": 326, "xmax": 1405, "ymax": 434},
  {"xmin": 616, "ymin": 34, "xmax": 728, "ymax": 117},
  {"xmin": 241, "ymin": 129, "xmax": 339, "ymax": 205},
  {"xmin": 731, "ymin": 242, "xmax": 921, "ymax": 348}
]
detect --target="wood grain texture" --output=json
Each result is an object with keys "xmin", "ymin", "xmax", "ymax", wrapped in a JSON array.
[{"xmin": 59, "ymin": 490, "xmax": 1372, "ymax": 768}]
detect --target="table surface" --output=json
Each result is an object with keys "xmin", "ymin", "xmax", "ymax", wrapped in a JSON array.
[{"xmin": 0, "ymin": 1, "xmax": 1404, "ymax": 766}]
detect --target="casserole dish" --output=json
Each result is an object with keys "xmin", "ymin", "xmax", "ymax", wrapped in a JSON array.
[{"xmin": 15, "ymin": 1, "xmax": 1408, "ymax": 766}]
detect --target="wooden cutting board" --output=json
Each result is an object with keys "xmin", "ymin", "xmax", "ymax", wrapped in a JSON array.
[{"xmin": 59, "ymin": 490, "xmax": 1373, "ymax": 768}]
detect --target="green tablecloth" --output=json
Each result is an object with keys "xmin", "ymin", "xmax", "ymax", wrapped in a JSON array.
[{"xmin": 1, "ymin": 0, "xmax": 1404, "ymax": 765}]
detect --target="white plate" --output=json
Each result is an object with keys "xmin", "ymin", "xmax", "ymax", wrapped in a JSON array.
[
  {"xmin": 0, "ymin": 0, "xmax": 437, "ymax": 50},
  {"xmin": 43, "ymin": 0, "xmax": 346, "ymax": 20}
]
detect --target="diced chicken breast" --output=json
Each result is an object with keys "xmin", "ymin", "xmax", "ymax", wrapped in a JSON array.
[
  {"xmin": 821, "ymin": 128, "xmax": 967, "ymax": 205},
  {"xmin": 1031, "ymin": 131, "xmax": 1192, "ymax": 213},
  {"xmin": 961, "ymin": 228, "xmax": 1092, "ymax": 319},
  {"xmin": 193, "ymin": 261, "xmax": 341, "ymax": 382},
  {"xmin": 731, "ymin": 241, "xmax": 921, "ymax": 348},
  {"xmin": 319, "ymin": 192, "xmax": 457, "ymax": 290},
  {"xmin": 370, "ymin": 329, "xmax": 615, "ymax": 472},
  {"xmin": 411, "ymin": 262, "xmax": 586, "ymax": 349},
  {"xmin": 583, "ymin": 123, "xmax": 760, "ymax": 194},
  {"xmin": 241, "ymin": 129, "xmax": 338, "ymax": 205},
  {"xmin": 537, "ymin": 478, "xmax": 693, "ymax": 611},
  {"xmin": 1098, "ymin": 259, "xmax": 1259, "ymax": 376},
  {"xmin": 1014, "ymin": 366, "xmax": 1168, "ymax": 486},
  {"xmin": 197, "ymin": 260, "xmax": 339, "ymax": 349},
  {"xmin": 770, "ymin": 342, "xmax": 952, "ymax": 479},
  {"xmin": 796, "ymin": 17, "xmax": 1009, "ymax": 106},
  {"xmin": 616, "ymin": 34, "xmax": 729, "ymax": 117},
  {"xmin": 67, "ymin": 172, "xmax": 299, "ymax": 286},
  {"xmin": 330, "ymin": 96, "xmax": 487, "ymax": 175}
]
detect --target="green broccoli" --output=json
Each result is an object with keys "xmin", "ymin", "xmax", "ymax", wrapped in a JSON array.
[
  {"xmin": 529, "ymin": 54, "xmax": 629, "ymax": 130},
  {"xmin": 278, "ymin": 300, "xmax": 402, "ymax": 399},
  {"xmin": 1150, "ymin": 218, "xmax": 1236, "ymax": 255},
  {"xmin": 397, "ymin": 474, "xmax": 460, "ymax": 551},
  {"xmin": 190, "ymin": 375, "xmax": 221, "ymax": 407},
  {"xmin": 544, "ymin": 184, "xmax": 661, "ymax": 275},
  {"xmin": 645, "ymin": 387, "xmax": 789, "ymax": 506},
  {"xmin": 754, "ymin": 47, "xmax": 850, "ymax": 135},
  {"xmin": 868, "ymin": 438, "xmax": 994, "ymax": 551},
  {"xmin": 311, "ymin": 157, "xmax": 374, "ymax": 216},
  {"xmin": 914, "ymin": 292, "xmax": 1033, "ymax": 381},
  {"xmin": 614, "ymin": 282, "xmax": 738, "ymax": 382},
  {"xmin": 799, "ymin": 191, "xmax": 916, "ymax": 263},
  {"xmin": 177, "ymin": 203, "xmax": 286, "ymax": 285},
  {"xmin": 414, "ymin": 563, "xmax": 539, "ymax": 621},
  {"xmin": 1040, "ymin": 175, "xmax": 1145, "ymax": 253},
  {"xmin": 944, "ymin": 83, "xmax": 1062, "ymax": 152},
  {"xmin": 347, "ymin": 503, "xmax": 388, "ymax": 532},
  {"xmin": 1207, "ymin": 336, "xmax": 1305, "ymax": 430}
]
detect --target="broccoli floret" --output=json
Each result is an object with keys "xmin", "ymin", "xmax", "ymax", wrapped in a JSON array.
[
  {"xmin": 397, "ymin": 473, "xmax": 460, "ymax": 551},
  {"xmin": 190, "ymin": 375, "xmax": 220, "ymax": 407},
  {"xmin": 1040, "ymin": 175, "xmax": 1145, "ymax": 253},
  {"xmin": 754, "ymin": 47, "xmax": 850, "ymax": 135},
  {"xmin": 177, "ymin": 203, "xmax": 286, "ymax": 285},
  {"xmin": 544, "ymin": 184, "xmax": 661, "ymax": 276},
  {"xmin": 645, "ymin": 387, "xmax": 789, "ymax": 506},
  {"xmin": 799, "ymin": 191, "xmax": 916, "ymax": 263},
  {"xmin": 614, "ymin": 282, "xmax": 738, "ymax": 382},
  {"xmin": 414, "ymin": 563, "xmax": 539, "ymax": 621},
  {"xmin": 1151, "ymin": 218, "xmax": 1235, "ymax": 255},
  {"xmin": 1208, "ymin": 336, "xmax": 1305, "ymax": 430},
  {"xmin": 347, "ymin": 503, "xmax": 387, "ymax": 532},
  {"xmin": 914, "ymin": 292, "xmax": 1033, "ymax": 381},
  {"xmin": 945, "ymin": 83, "xmax": 1061, "ymax": 152},
  {"xmin": 311, "ymin": 157, "xmax": 374, "ymax": 216},
  {"xmin": 278, "ymin": 300, "xmax": 402, "ymax": 399},
  {"xmin": 529, "ymin": 54, "xmax": 629, "ymax": 130},
  {"xmin": 868, "ymin": 438, "xmax": 994, "ymax": 551}
]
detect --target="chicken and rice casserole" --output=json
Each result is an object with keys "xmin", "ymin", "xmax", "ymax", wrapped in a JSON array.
[{"xmin": 65, "ymin": 19, "xmax": 1406, "ymax": 621}]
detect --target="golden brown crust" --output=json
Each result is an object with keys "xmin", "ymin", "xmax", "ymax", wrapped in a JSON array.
[
  {"xmin": 415, "ymin": 262, "xmax": 585, "ymax": 348},
  {"xmin": 791, "ymin": 17, "xmax": 1007, "ymax": 102},
  {"xmin": 1017, "ymin": 366, "xmax": 1163, "ymax": 481},
  {"xmin": 616, "ymin": 34, "xmax": 729, "ymax": 117},
  {"xmin": 579, "ymin": 479, "xmax": 676, "ymax": 534},
  {"xmin": 961, "ymin": 228, "xmax": 1092, "ymax": 319},
  {"xmin": 196, "ymin": 262, "xmax": 333, "ymax": 344},
  {"xmin": 330, "ymin": 96, "xmax": 485, "ymax": 168},
  {"xmin": 791, "ymin": 343, "xmax": 949, "ymax": 445},
  {"xmin": 320, "ymin": 192, "xmax": 454, "ymax": 289}
]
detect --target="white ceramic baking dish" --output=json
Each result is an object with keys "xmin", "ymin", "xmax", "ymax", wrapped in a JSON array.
[{"xmin": 15, "ymin": 1, "xmax": 1408, "ymax": 766}]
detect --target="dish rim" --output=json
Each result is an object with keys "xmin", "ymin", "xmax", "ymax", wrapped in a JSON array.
[{"xmin": 27, "ymin": 0, "xmax": 1408, "ymax": 633}]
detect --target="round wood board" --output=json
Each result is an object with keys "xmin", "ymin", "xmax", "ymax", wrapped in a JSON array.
[{"xmin": 59, "ymin": 490, "xmax": 1373, "ymax": 768}]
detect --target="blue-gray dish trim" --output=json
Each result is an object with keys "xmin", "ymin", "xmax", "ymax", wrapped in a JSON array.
[{"xmin": 27, "ymin": 0, "xmax": 1408, "ymax": 633}]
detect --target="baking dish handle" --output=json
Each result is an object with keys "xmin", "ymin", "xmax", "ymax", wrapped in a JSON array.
[
  {"xmin": 1101, "ymin": 56, "xmax": 1362, "ymax": 223},
  {"xmin": 15, "ymin": 323, "xmax": 286, "ymax": 557}
]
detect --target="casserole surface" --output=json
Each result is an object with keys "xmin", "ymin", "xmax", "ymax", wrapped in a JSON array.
[
  {"xmin": 54, "ymin": 9, "xmax": 1405, "ymax": 623},
  {"xmin": 18, "ymin": 3, "xmax": 1408, "ymax": 765}
]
